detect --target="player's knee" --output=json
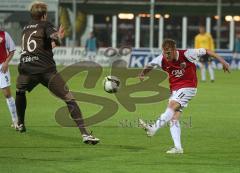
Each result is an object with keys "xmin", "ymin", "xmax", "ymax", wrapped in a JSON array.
[
  {"xmin": 4, "ymin": 93, "xmax": 12, "ymax": 98},
  {"xmin": 57, "ymin": 92, "xmax": 75, "ymax": 102},
  {"xmin": 172, "ymin": 111, "xmax": 182, "ymax": 121},
  {"xmin": 168, "ymin": 100, "xmax": 181, "ymax": 111},
  {"xmin": 2, "ymin": 87, "xmax": 12, "ymax": 98}
]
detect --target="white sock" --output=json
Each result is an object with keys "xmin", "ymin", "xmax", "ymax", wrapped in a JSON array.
[
  {"xmin": 154, "ymin": 108, "xmax": 175, "ymax": 130},
  {"xmin": 6, "ymin": 97, "xmax": 18, "ymax": 124},
  {"xmin": 170, "ymin": 120, "xmax": 182, "ymax": 149},
  {"xmin": 208, "ymin": 64, "xmax": 215, "ymax": 81},
  {"xmin": 201, "ymin": 66, "xmax": 206, "ymax": 81}
]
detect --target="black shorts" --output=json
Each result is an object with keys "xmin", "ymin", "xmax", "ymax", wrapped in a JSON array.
[
  {"xmin": 16, "ymin": 71, "xmax": 74, "ymax": 101},
  {"xmin": 199, "ymin": 54, "xmax": 212, "ymax": 63}
]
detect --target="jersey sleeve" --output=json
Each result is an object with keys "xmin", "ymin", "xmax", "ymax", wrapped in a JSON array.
[
  {"xmin": 184, "ymin": 48, "xmax": 207, "ymax": 63},
  {"xmin": 148, "ymin": 54, "xmax": 163, "ymax": 67},
  {"xmin": 45, "ymin": 22, "xmax": 58, "ymax": 38},
  {"xmin": 45, "ymin": 22, "xmax": 61, "ymax": 45},
  {"xmin": 4, "ymin": 31, "xmax": 16, "ymax": 52}
]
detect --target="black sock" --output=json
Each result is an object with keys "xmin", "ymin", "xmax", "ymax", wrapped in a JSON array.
[
  {"xmin": 16, "ymin": 91, "xmax": 27, "ymax": 125},
  {"xmin": 66, "ymin": 100, "xmax": 89, "ymax": 135}
]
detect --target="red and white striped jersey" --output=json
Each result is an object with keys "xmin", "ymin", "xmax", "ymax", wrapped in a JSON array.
[
  {"xmin": 149, "ymin": 48, "xmax": 206, "ymax": 91},
  {"xmin": 0, "ymin": 30, "xmax": 16, "ymax": 64}
]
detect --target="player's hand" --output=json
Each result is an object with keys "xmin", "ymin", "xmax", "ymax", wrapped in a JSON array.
[
  {"xmin": 222, "ymin": 62, "xmax": 230, "ymax": 73},
  {"xmin": 1, "ymin": 62, "xmax": 8, "ymax": 73},
  {"xmin": 58, "ymin": 25, "xmax": 65, "ymax": 39},
  {"xmin": 138, "ymin": 73, "xmax": 145, "ymax": 81}
]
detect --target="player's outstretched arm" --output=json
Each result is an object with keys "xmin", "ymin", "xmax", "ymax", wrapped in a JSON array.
[
  {"xmin": 51, "ymin": 25, "xmax": 65, "ymax": 48},
  {"xmin": 138, "ymin": 65, "xmax": 154, "ymax": 81},
  {"xmin": 206, "ymin": 49, "xmax": 230, "ymax": 73}
]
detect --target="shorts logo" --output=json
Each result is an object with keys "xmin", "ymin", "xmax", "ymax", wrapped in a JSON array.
[
  {"xmin": 171, "ymin": 69, "xmax": 185, "ymax": 77},
  {"xmin": 5, "ymin": 76, "xmax": 9, "ymax": 82}
]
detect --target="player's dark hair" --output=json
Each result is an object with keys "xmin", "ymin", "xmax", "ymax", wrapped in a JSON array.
[
  {"xmin": 30, "ymin": 1, "xmax": 48, "ymax": 20},
  {"xmin": 162, "ymin": 39, "xmax": 176, "ymax": 49}
]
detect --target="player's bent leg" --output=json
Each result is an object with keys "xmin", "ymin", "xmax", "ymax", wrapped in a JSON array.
[
  {"xmin": 138, "ymin": 119, "xmax": 158, "ymax": 137},
  {"xmin": 15, "ymin": 89, "xmax": 27, "ymax": 133},
  {"xmin": 65, "ymin": 99, "xmax": 89, "ymax": 135},
  {"xmin": 66, "ymin": 99, "xmax": 100, "ymax": 145},
  {"xmin": 154, "ymin": 100, "xmax": 180, "ymax": 129},
  {"xmin": 2, "ymin": 87, "xmax": 18, "ymax": 128},
  {"xmin": 46, "ymin": 73, "xmax": 100, "ymax": 145},
  {"xmin": 139, "ymin": 101, "xmax": 180, "ymax": 137},
  {"xmin": 46, "ymin": 73, "xmax": 89, "ymax": 135}
]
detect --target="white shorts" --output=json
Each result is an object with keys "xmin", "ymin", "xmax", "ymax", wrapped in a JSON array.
[
  {"xmin": 169, "ymin": 87, "xmax": 197, "ymax": 108},
  {"xmin": 0, "ymin": 64, "xmax": 11, "ymax": 89}
]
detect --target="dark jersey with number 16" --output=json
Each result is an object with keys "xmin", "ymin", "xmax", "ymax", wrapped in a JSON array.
[{"xmin": 19, "ymin": 20, "xmax": 58, "ymax": 74}]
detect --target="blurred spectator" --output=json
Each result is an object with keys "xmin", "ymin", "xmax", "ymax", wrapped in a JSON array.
[
  {"xmin": 194, "ymin": 25, "xmax": 215, "ymax": 82},
  {"xmin": 233, "ymin": 33, "xmax": 240, "ymax": 70},
  {"xmin": 85, "ymin": 32, "xmax": 98, "ymax": 61}
]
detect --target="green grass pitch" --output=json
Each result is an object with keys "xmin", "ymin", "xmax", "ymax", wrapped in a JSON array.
[{"xmin": 0, "ymin": 65, "xmax": 240, "ymax": 173}]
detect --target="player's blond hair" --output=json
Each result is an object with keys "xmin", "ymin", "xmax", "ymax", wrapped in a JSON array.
[
  {"xmin": 162, "ymin": 39, "xmax": 176, "ymax": 49},
  {"xmin": 30, "ymin": 1, "xmax": 48, "ymax": 20}
]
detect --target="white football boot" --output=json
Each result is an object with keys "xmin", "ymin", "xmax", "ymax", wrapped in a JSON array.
[
  {"xmin": 82, "ymin": 134, "xmax": 100, "ymax": 145},
  {"xmin": 138, "ymin": 119, "xmax": 158, "ymax": 137},
  {"xmin": 166, "ymin": 147, "xmax": 184, "ymax": 154}
]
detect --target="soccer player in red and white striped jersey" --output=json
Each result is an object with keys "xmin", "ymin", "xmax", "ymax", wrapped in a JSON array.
[
  {"xmin": 139, "ymin": 39, "xmax": 230, "ymax": 154},
  {"xmin": 0, "ymin": 30, "xmax": 18, "ymax": 128}
]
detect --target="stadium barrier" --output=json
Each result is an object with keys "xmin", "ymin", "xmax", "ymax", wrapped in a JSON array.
[
  {"xmin": 11, "ymin": 46, "xmax": 130, "ymax": 67},
  {"xmin": 11, "ymin": 47, "xmax": 240, "ymax": 69},
  {"xmin": 129, "ymin": 48, "xmax": 240, "ymax": 70}
]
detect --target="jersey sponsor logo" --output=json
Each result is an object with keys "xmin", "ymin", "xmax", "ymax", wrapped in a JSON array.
[
  {"xmin": 21, "ymin": 56, "xmax": 39, "ymax": 63},
  {"xmin": 171, "ymin": 69, "xmax": 185, "ymax": 77}
]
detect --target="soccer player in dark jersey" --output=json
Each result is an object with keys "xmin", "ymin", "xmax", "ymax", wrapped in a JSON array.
[{"xmin": 15, "ymin": 1, "xmax": 99, "ymax": 145}]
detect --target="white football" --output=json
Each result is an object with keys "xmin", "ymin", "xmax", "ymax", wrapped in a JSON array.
[{"xmin": 103, "ymin": 75, "xmax": 120, "ymax": 93}]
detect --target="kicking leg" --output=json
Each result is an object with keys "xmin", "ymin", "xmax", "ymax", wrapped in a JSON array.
[{"xmin": 139, "ymin": 100, "xmax": 180, "ymax": 137}]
